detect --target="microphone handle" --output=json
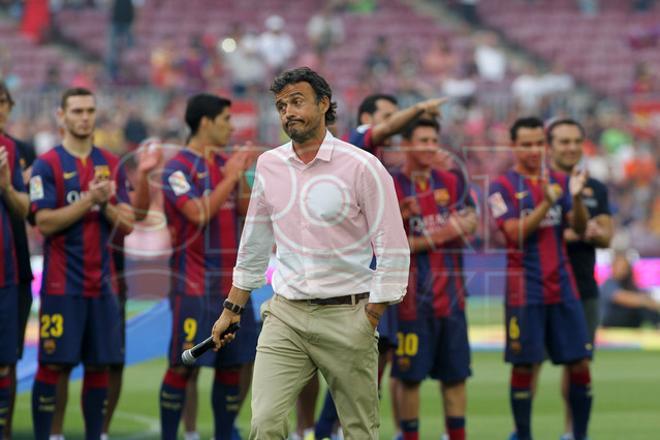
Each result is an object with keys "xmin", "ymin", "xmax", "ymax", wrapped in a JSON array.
[{"xmin": 182, "ymin": 322, "xmax": 240, "ymax": 364}]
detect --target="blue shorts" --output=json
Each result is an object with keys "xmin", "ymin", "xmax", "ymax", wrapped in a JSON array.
[
  {"xmin": 377, "ymin": 305, "xmax": 398, "ymax": 349},
  {"xmin": 17, "ymin": 282, "xmax": 33, "ymax": 359},
  {"xmin": 505, "ymin": 301, "xmax": 592, "ymax": 365},
  {"xmin": 391, "ymin": 310, "xmax": 471, "ymax": 384},
  {"xmin": 168, "ymin": 295, "xmax": 258, "ymax": 368},
  {"xmin": 38, "ymin": 294, "xmax": 124, "ymax": 366},
  {"xmin": 0, "ymin": 286, "xmax": 19, "ymax": 365}
]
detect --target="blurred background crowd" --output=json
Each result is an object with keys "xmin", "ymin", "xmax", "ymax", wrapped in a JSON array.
[{"xmin": 0, "ymin": 0, "xmax": 659, "ymax": 258}]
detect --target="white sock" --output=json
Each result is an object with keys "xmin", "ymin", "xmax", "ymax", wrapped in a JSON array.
[
  {"xmin": 49, "ymin": 436, "xmax": 65, "ymax": 440},
  {"xmin": 184, "ymin": 432, "xmax": 200, "ymax": 440},
  {"xmin": 101, "ymin": 434, "xmax": 109, "ymax": 440}
]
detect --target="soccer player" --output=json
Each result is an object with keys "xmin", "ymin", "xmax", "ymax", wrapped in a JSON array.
[
  {"xmin": 0, "ymin": 81, "xmax": 34, "ymax": 440},
  {"xmin": 488, "ymin": 117, "xmax": 592, "ymax": 440},
  {"xmin": 547, "ymin": 118, "xmax": 613, "ymax": 440},
  {"xmin": 349, "ymin": 94, "xmax": 448, "ymax": 165},
  {"xmin": 29, "ymin": 87, "xmax": 135, "ymax": 440},
  {"xmin": 390, "ymin": 118, "xmax": 475, "ymax": 440},
  {"xmin": 315, "ymin": 93, "xmax": 448, "ymax": 440},
  {"xmin": 0, "ymin": 101, "xmax": 30, "ymax": 440},
  {"xmin": 159, "ymin": 93, "xmax": 256, "ymax": 440}
]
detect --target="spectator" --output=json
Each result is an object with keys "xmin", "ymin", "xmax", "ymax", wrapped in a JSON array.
[
  {"xmin": 511, "ymin": 64, "xmax": 545, "ymax": 113},
  {"xmin": 258, "ymin": 15, "xmax": 295, "ymax": 73},
  {"xmin": 577, "ymin": 0, "xmax": 599, "ymax": 17},
  {"xmin": 423, "ymin": 37, "xmax": 458, "ymax": 83},
  {"xmin": 540, "ymin": 64, "xmax": 575, "ymax": 96},
  {"xmin": 365, "ymin": 35, "xmax": 392, "ymax": 77},
  {"xmin": 107, "ymin": 0, "xmax": 135, "ymax": 80},
  {"xmin": 601, "ymin": 252, "xmax": 660, "ymax": 328},
  {"xmin": 631, "ymin": 62, "xmax": 657, "ymax": 94},
  {"xmin": 307, "ymin": 3, "xmax": 345, "ymax": 56},
  {"xmin": 458, "ymin": 0, "xmax": 480, "ymax": 25},
  {"xmin": 474, "ymin": 32, "xmax": 506, "ymax": 82},
  {"xmin": 40, "ymin": 64, "xmax": 62, "ymax": 93},
  {"xmin": 224, "ymin": 33, "xmax": 267, "ymax": 97},
  {"xmin": 179, "ymin": 36, "xmax": 208, "ymax": 93},
  {"xmin": 70, "ymin": 64, "xmax": 100, "ymax": 90},
  {"xmin": 150, "ymin": 35, "xmax": 179, "ymax": 90}
]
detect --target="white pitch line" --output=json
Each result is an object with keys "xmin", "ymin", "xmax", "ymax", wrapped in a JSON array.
[{"xmin": 105, "ymin": 411, "xmax": 160, "ymax": 440}]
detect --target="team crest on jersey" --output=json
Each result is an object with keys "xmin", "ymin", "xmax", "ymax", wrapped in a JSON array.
[
  {"xmin": 582, "ymin": 187, "xmax": 594, "ymax": 197},
  {"xmin": 19, "ymin": 157, "xmax": 26, "ymax": 169},
  {"xmin": 550, "ymin": 183, "xmax": 563, "ymax": 196},
  {"xmin": 29, "ymin": 175, "xmax": 44, "ymax": 200},
  {"xmin": 397, "ymin": 357, "xmax": 411, "ymax": 371},
  {"xmin": 94, "ymin": 165, "xmax": 111, "ymax": 181},
  {"xmin": 43, "ymin": 338, "xmax": 56, "ymax": 354},
  {"xmin": 169, "ymin": 170, "xmax": 191, "ymax": 196},
  {"xmin": 182, "ymin": 342, "xmax": 194, "ymax": 351},
  {"xmin": 488, "ymin": 192, "xmax": 508, "ymax": 218},
  {"xmin": 434, "ymin": 188, "xmax": 450, "ymax": 206}
]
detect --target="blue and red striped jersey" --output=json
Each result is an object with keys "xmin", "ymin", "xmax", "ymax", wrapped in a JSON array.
[
  {"xmin": 393, "ymin": 168, "xmax": 473, "ymax": 319},
  {"xmin": 488, "ymin": 169, "xmax": 579, "ymax": 306},
  {"xmin": 348, "ymin": 124, "xmax": 376, "ymax": 154},
  {"xmin": 0, "ymin": 134, "xmax": 26, "ymax": 288},
  {"xmin": 162, "ymin": 149, "xmax": 238, "ymax": 297},
  {"xmin": 29, "ymin": 145, "xmax": 131, "ymax": 297}
]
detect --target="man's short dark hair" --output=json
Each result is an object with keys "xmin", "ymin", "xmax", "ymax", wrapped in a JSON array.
[
  {"xmin": 357, "ymin": 94, "xmax": 398, "ymax": 125},
  {"xmin": 0, "ymin": 82, "xmax": 14, "ymax": 107},
  {"xmin": 510, "ymin": 116, "xmax": 544, "ymax": 142},
  {"xmin": 185, "ymin": 93, "xmax": 232, "ymax": 136},
  {"xmin": 545, "ymin": 117, "xmax": 585, "ymax": 144},
  {"xmin": 269, "ymin": 67, "xmax": 337, "ymax": 125},
  {"xmin": 402, "ymin": 118, "xmax": 440, "ymax": 140},
  {"xmin": 60, "ymin": 87, "xmax": 94, "ymax": 109}
]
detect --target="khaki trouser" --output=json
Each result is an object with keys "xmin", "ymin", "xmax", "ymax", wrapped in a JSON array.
[{"xmin": 249, "ymin": 294, "xmax": 380, "ymax": 439}]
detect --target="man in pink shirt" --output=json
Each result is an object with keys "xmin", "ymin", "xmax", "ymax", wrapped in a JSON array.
[{"xmin": 212, "ymin": 67, "xmax": 410, "ymax": 439}]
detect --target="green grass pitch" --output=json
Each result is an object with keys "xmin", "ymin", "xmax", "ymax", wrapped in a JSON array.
[{"xmin": 11, "ymin": 350, "xmax": 660, "ymax": 439}]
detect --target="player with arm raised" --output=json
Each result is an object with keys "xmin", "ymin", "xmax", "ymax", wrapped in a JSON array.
[
  {"xmin": 488, "ymin": 117, "xmax": 592, "ymax": 440},
  {"xmin": 315, "ymin": 93, "xmax": 448, "ymax": 440},
  {"xmin": 29, "ymin": 88, "xmax": 135, "ymax": 440}
]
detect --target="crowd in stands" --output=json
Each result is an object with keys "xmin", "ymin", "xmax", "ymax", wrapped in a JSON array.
[{"xmin": 0, "ymin": 0, "xmax": 658, "ymax": 257}]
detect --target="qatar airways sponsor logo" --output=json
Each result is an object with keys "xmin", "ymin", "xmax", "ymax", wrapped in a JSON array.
[{"xmin": 521, "ymin": 205, "xmax": 562, "ymax": 227}]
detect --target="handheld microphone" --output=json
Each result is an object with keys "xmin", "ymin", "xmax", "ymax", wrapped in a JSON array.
[{"xmin": 181, "ymin": 322, "xmax": 240, "ymax": 365}]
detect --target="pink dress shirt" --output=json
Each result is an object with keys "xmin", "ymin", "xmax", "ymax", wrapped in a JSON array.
[{"xmin": 232, "ymin": 131, "xmax": 409, "ymax": 304}]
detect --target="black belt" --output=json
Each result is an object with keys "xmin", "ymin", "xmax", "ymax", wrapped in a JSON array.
[{"xmin": 296, "ymin": 292, "xmax": 369, "ymax": 306}]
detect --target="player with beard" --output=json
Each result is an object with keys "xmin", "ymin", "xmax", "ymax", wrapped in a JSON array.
[
  {"xmin": 29, "ymin": 88, "xmax": 135, "ymax": 440},
  {"xmin": 548, "ymin": 118, "xmax": 613, "ymax": 440}
]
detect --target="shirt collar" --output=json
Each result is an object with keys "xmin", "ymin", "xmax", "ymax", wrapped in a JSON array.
[{"xmin": 285, "ymin": 130, "xmax": 335, "ymax": 164}]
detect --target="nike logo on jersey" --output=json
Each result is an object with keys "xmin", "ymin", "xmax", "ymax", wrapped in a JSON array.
[{"xmin": 63, "ymin": 171, "xmax": 77, "ymax": 179}]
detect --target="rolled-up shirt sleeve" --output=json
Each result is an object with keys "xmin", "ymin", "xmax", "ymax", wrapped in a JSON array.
[
  {"xmin": 232, "ymin": 158, "xmax": 275, "ymax": 291},
  {"xmin": 358, "ymin": 157, "xmax": 410, "ymax": 304}
]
